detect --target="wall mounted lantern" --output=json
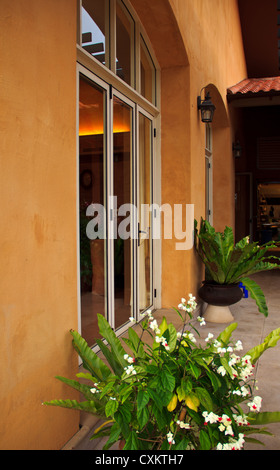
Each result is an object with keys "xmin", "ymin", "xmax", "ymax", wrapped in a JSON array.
[
  {"xmin": 232, "ymin": 141, "xmax": 242, "ymax": 158},
  {"xmin": 197, "ymin": 89, "xmax": 216, "ymax": 123}
]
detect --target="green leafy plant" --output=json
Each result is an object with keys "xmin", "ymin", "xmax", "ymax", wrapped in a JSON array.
[
  {"xmin": 194, "ymin": 218, "xmax": 279, "ymax": 316},
  {"xmin": 44, "ymin": 296, "xmax": 280, "ymax": 450}
]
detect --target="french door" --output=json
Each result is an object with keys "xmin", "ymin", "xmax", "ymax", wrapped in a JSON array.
[{"xmin": 78, "ymin": 67, "xmax": 154, "ymax": 346}]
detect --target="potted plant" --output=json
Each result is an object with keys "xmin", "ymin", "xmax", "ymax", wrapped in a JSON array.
[
  {"xmin": 194, "ymin": 218, "xmax": 279, "ymax": 323},
  {"xmin": 44, "ymin": 296, "xmax": 280, "ymax": 450}
]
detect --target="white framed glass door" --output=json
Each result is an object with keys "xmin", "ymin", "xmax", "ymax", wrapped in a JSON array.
[
  {"xmin": 78, "ymin": 65, "xmax": 155, "ymax": 346},
  {"xmin": 137, "ymin": 108, "xmax": 154, "ymax": 316}
]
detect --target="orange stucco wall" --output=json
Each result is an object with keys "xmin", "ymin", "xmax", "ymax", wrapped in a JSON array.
[
  {"xmin": 132, "ymin": 0, "xmax": 247, "ymax": 306},
  {"xmin": 0, "ymin": 0, "xmax": 79, "ymax": 449},
  {"xmin": 1, "ymin": 0, "xmax": 247, "ymax": 450}
]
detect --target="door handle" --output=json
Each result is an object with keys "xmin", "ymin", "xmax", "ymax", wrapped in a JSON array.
[{"xmin": 138, "ymin": 224, "xmax": 150, "ymax": 246}]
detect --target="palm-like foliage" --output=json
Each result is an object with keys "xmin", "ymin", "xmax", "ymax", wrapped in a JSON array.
[{"xmin": 194, "ymin": 218, "xmax": 279, "ymax": 317}]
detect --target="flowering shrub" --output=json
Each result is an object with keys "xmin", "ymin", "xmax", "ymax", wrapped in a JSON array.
[{"xmin": 44, "ymin": 295, "xmax": 280, "ymax": 450}]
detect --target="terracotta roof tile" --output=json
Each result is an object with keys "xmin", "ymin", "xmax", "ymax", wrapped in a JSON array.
[{"xmin": 227, "ymin": 77, "xmax": 280, "ymax": 96}]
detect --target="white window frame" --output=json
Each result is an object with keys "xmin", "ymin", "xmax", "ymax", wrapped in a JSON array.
[{"xmin": 76, "ymin": 0, "xmax": 162, "ymax": 341}]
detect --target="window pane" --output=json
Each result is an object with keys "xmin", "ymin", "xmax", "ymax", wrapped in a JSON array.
[
  {"xmin": 140, "ymin": 36, "xmax": 156, "ymax": 104},
  {"xmin": 113, "ymin": 96, "xmax": 133, "ymax": 329},
  {"xmin": 116, "ymin": 0, "xmax": 135, "ymax": 86},
  {"xmin": 81, "ymin": 0, "xmax": 106, "ymax": 66},
  {"xmin": 79, "ymin": 75, "xmax": 107, "ymax": 346},
  {"xmin": 139, "ymin": 113, "xmax": 153, "ymax": 312}
]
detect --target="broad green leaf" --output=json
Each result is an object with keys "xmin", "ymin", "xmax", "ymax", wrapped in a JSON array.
[
  {"xmin": 181, "ymin": 376, "xmax": 193, "ymax": 395},
  {"xmin": 128, "ymin": 327, "xmax": 145, "ymax": 357},
  {"xmin": 189, "ymin": 362, "xmax": 201, "ymax": 380},
  {"xmin": 70, "ymin": 330, "xmax": 112, "ymax": 381},
  {"xmin": 217, "ymin": 322, "xmax": 238, "ymax": 344},
  {"xmin": 151, "ymin": 403, "xmax": 172, "ymax": 430},
  {"xmin": 240, "ymin": 277, "xmax": 268, "ymax": 317},
  {"xmin": 195, "ymin": 387, "xmax": 213, "ymax": 411},
  {"xmin": 137, "ymin": 406, "xmax": 150, "ymax": 429},
  {"xmin": 102, "ymin": 422, "xmax": 121, "ymax": 450},
  {"xmin": 220, "ymin": 356, "xmax": 234, "ymax": 376},
  {"xmin": 137, "ymin": 390, "xmax": 150, "ymax": 411},
  {"xmin": 43, "ymin": 399, "xmax": 104, "ymax": 416},
  {"xmin": 105, "ymin": 399, "xmax": 119, "ymax": 417},
  {"xmin": 124, "ymin": 431, "xmax": 139, "ymax": 450},
  {"xmin": 199, "ymin": 429, "xmax": 212, "ymax": 450},
  {"xmin": 97, "ymin": 314, "xmax": 128, "ymax": 369},
  {"xmin": 176, "ymin": 385, "xmax": 186, "ymax": 402},
  {"xmin": 158, "ymin": 369, "xmax": 176, "ymax": 392},
  {"xmin": 247, "ymin": 411, "xmax": 280, "ymax": 426},
  {"xmin": 167, "ymin": 323, "xmax": 178, "ymax": 352},
  {"xmin": 159, "ymin": 316, "xmax": 168, "ymax": 336},
  {"xmin": 95, "ymin": 338, "xmax": 124, "ymax": 377},
  {"xmin": 206, "ymin": 370, "xmax": 221, "ymax": 392},
  {"xmin": 55, "ymin": 376, "xmax": 95, "ymax": 400},
  {"xmin": 244, "ymin": 437, "xmax": 265, "ymax": 446},
  {"xmin": 174, "ymin": 437, "xmax": 191, "ymax": 450},
  {"xmin": 245, "ymin": 327, "xmax": 280, "ymax": 364}
]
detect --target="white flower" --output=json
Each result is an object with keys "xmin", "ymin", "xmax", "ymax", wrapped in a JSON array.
[
  {"xmin": 202, "ymin": 411, "xmax": 220, "ymax": 424},
  {"xmin": 224, "ymin": 425, "xmax": 234, "ymax": 436},
  {"xmin": 217, "ymin": 347, "xmax": 227, "ymax": 354},
  {"xmin": 124, "ymin": 365, "xmax": 137, "ymax": 376},
  {"xmin": 109, "ymin": 397, "xmax": 116, "ymax": 400},
  {"xmin": 205, "ymin": 333, "xmax": 214, "ymax": 342},
  {"xmin": 241, "ymin": 385, "xmax": 249, "ymax": 397},
  {"xmin": 247, "ymin": 396, "xmax": 262, "ymax": 412},
  {"xmin": 187, "ymin": 333, "xmax": 197, "ymax": 343},
  {"xmin": 149, "ymin": 319, "xmax": 161, "ymax": 334},
  {"xmin": 176, "ymin": 420, "xmax": 192, "ymax": 429},
  {"xmin": 197, "ymin": 316, "xmax": 206, "ymax": 326},
  {"xmin": 217, "ymin": 366, "xmax": 227, "ymax": 376},
  {"xmin": 166, "ymin": 431, "xmax": 175, "ymax": 445},
  {"xmin": 90, "ymin": 387, "xmax": 99, "ymax": 394},
  {"xmin": 124, "ymin": 354, "xmax": 135, "ymax": 363},
  {"xmin": 232, "ymin": 389, "xmax": 242, "ymax": 396},
  {"xmin": 234, "ymin": 340, "xmax": 243, "ymax": 351},
  {"xmin": 233, "ymin": 415, "xmax": 249, "ymax": 426},
  {"xmin": 228, "ymin": 354, "xmax": 240, "ymax": 366}
]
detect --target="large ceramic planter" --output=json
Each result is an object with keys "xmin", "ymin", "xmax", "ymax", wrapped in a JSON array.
[{"xmin": 198, "ymin": 282, "xmax": 243, "ymax": 323}]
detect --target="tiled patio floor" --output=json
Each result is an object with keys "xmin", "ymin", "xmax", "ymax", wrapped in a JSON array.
[{"xmin": 64, "ymin": 270, "xmax": 280, "ymax": 451}]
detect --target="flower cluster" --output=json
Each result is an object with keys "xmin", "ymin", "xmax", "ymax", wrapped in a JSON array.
[
  {"xmin": 202, "ymin": 411, "xmax": 249, "ymax": 450},
  {"xmin": 45, "ymin": 293, "xmax": 280, "ymax": 451},
  {"xmin": 124, "ymin": 353, "xmax": 137, "ymax": 375},
  {"xmin": 90, "ymin": 383, "xmax": 100, "ymax": 394}
]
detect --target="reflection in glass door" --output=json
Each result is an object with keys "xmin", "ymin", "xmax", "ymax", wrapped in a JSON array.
[
  {"xmin": 78, "ymin": 69, "xmax": 155, "ymax": 346},
  {"xmin": 113, "ymin": 94, "xmax": 134, "ymax": 329},
  {"xmin": 79, "ymin": 75, "xmax": 107, "ymax": 346},
  {"xmin": 138, "ymin": 112, "xmax": 153, "ymax": 314}
]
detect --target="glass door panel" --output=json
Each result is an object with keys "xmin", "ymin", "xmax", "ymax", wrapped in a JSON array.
[
  {"xmin": 79, "ymin": 74, "xmax": 107, "ymax": 346},
  {"xmin": 138, "ymin": 112, "xmax": 153, "ymax": 313},
  {"xmin": 113, "ymin": 95, "xmax": 134, "ymax": 329}
]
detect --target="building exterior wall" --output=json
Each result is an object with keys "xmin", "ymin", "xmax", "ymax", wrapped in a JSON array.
[
  {"xmin": 1, "ymin": 0, "xmax": 247, "ymax": 449},
  {"xmin": 0, "ymin": 0, "xmax": 79, "ymax": 449},
  {"xmin": 131, "ymin": 0, "xmax": 247, "ymax": 305}
]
